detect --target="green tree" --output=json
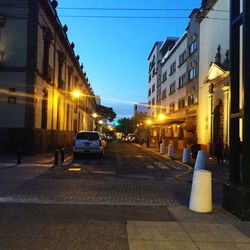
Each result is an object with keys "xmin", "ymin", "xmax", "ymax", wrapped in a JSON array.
[
  {"xmin": 115, "ymin": 117, "xmax": 134, "ymax": 135},
  {"xmin": 96, "ymin": 105, "xmax": 116, "ymax": 122}
]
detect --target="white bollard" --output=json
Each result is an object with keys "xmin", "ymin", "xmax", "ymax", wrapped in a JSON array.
[
  {"xmin": 189, "ymin": 170, "xmax": 212, "ymax": 213},
  {"xmin": 160, "ymin": 143, "xmax": 166, "ymax": 154},
  {"xmin": 182, "ymin": 148, "xmax": 190, "ymax": 164},
  {"xmin": 168, "ymin": 144, "xmax": 174, "ymax": 158},
  {"xmin": 194, "ymin": 150, "xmax": 206, "ymax": 170}
]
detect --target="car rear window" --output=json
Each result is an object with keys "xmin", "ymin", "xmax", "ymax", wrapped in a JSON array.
[{"xmin": 76, "ymin": 132, "xmax": 99, "ymax": 140}]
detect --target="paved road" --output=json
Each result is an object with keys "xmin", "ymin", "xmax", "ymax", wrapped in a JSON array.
[
  {"xmin": 0, "ymin": 142, "xmax": 227, "ymax": 250},
  {"xmin": 0, "ymin": 142, "xmax": 191, "ymax": 205}
]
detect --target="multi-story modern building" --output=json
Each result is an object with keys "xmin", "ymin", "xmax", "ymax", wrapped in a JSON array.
[
  {"xmin": 159, "ymin": 33, "xmax": 188, "ymax": 149},
  {"xmin": 197, "ymin": 0, "xmax": 230, "ymax": 153},
  {"xmin": 147, "ymin": 42, "xmax": 163, "ymax": 117},
  {"xmin": 185, "ymin": 8, "xmax": 200, "ymax": 142},
  {"xmin": 0, "ymin": 0, "xmax": 97, "ymax": 152},
  {"xmin": 147, "ymin": 38, "xmax": 178, "ymax": 117},
  {"xmin": 147, "ymin": 11, "xmax": 200, "ymax": 150}
]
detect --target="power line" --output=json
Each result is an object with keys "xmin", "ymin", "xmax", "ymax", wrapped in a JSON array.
[
  {"xmin": 0, "ymin": 4, "xmax": 229, "ymax": 13},
  {"xmin": 5, "ymin": 14, "xmax": 229, "ymax": 21}
]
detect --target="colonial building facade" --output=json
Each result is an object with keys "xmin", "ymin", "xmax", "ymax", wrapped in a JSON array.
[
  {"xmin": 0, "ymin": 0, "xmax": 97, "ymax": 152},
  {"xmin": 147, "ymin": 0, "xmax": 230, "ymax": 154},
  {"xmin": 197, "ymin": 0, "xmax": 230, "ymax": 153}
]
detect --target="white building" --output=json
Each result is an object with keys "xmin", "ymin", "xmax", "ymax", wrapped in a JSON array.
[
  {"xmin": 147, "ymin": 38, "xmax": 178, "ymax": 117},
  {"xmin": 197, "ymin": 0, "xmax": 230, "ymax": 153}
]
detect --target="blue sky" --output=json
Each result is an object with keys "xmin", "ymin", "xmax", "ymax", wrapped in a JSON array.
[{"xmin": 58, "ymin": 0, "xmax": 201, "ymax": 119}]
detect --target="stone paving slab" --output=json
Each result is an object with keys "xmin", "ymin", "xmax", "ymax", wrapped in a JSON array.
[
  {"xmin": 0, "ymin": 176, "xmax": 190, "ymax": 206},
  {"xmin": 127, "ymin": 221, "xmax": 250, "ymax": 250}
]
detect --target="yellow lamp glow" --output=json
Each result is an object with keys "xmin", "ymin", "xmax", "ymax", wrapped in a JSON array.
[
  {"xmin": 98, "ymin": 120, "xmax": 103, "ymax": 124},
  {"xmin": 72, "ymin": 90, "xmax": 81, "ymax": 98},
  {"xmin": 92, "ymin": 113, "xmax": 98, "ymax": 118},
  {"xmin": 158, "ymin": 114, "xmax": 166, "ymax": 121},
  {"xmin": 146, "ymin": 119, "xmax": 152, "ymax": 125}
]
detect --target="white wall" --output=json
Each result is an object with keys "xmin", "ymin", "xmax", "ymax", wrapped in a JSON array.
[
  {"xmin": 161, "ymin": 34, "xmax": 187, "ymax": 113},
  {"xmin": 198, "ymin": 0, "xmax": 230, "ymax": 146}
]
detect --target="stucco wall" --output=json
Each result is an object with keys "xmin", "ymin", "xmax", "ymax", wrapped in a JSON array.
[{"xmin": 198, "ymin": 0, "xmax": 230, "ymax": 146}]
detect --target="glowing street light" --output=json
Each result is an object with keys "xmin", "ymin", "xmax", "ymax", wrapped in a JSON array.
[
  {"xmin": 92, "ymin": 113, "xmax": 98, "ymax": 118},
  {"xmin": 158, "ymin": 114, "xmax": 166, "ymax": 121},
  {"xmin": 98, "ymin": 120, "xmax": 103, "ymax": 125},
  {"xmin": 72, "ymin": 90, "xmax": 81, "ymax": 98},
  {"xmin": 146, "ymin": 119, "xmax": 152, "ymax": 125}
]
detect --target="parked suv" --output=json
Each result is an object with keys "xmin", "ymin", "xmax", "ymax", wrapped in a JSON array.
[{"xmin": 73, "ymin": 131, "xmax": 105, "ymax": 157}]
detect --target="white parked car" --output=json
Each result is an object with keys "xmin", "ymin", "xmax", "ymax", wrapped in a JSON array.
[{"xmin": 73, "ymin": 131, "xmax": 105, "ymax": 157}]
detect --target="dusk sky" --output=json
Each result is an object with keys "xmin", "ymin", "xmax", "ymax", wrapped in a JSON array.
[{"xmin": 58, "ymin": 0, "xmax": 201, "ymax": 119}]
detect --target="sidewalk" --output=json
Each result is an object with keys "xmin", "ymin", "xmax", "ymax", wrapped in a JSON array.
[
  {"xmin": 131, "ymin": 143, "xmax": 250, "ymax": 250},
  {"xmin": 0, "ymin": 150, "xmax": 72, "ymax": 169},
  {"xmin": 137, "ymin": 142, "xmax": 229, "ymax": 184}
]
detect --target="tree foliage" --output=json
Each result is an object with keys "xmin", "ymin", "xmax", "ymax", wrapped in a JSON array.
[{"xmin": 96, "ymin": 105, "xmax": 116, "ymax": 122}]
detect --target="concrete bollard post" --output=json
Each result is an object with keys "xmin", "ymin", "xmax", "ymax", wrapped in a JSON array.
[
  {"xmin": 168, "ymin": 144, "xmax": 174, "ymax": 158},
  {"xmin": 54, "ymin": 149, "xmax": 59, "ymax": 166},
  {"xmin": 182, "ymin": 148, "xmax": 190, "ymax": 164},
  {"xmin": 160, "ymin": 143, "xmax": 166, "ymax": 154},
  {"xmin": 189, "ymin": 169, "xmax": 212, "ymax": 213},
  {"xmin": 194, "ymin": 150, "xmax": 206, "ymax": 170}
]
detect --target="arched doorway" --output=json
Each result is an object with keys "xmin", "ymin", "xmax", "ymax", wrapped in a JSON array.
[{"xmin": 213, "ymin": 99, "xmax": 224, "ymax": 154}]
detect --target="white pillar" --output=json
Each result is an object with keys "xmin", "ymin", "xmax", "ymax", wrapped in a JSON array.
[
  {"xmin": 182, "ymin": 148, "xmax": 190, "ymax": 163},
  {"xmin": 189, "ymin": 170, "xmax": 212, "ymax": 213},
  {"xmin": 160, "ymin": 143, "xmax": 166, "ymax": 154},
  {"xmin": 194, "ymin": 150, "xmax": 206, "ymax": 170},
  {"xmin": 168, "ymin": 144, "xmax": 174, "ymax": 158}
]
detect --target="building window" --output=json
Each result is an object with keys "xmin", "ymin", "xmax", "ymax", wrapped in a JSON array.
[
  {"xmin": 169, "ymin": 82, "xmax": 176, "ymax": 95},
  {"xmin": 170, "ymin": 102, "xmax": 175, "ymax": 113},
  {"xmin": 67, "ymin": 66, "xmax": 73, "ymax": 92},
  {"xmin": 148, "ymin": 73, "xmax": 151, "ymax": 82},
  {"xmin": 178, "ymin": 98, "xmax": 185, "ymax": 109},
  {"xmin": 188, "ymin": 95, "xmax": 195, "ymax": 105},
  {"xmin": 179, "ymin": 51, "xmax": 186, "ymax": 66},
  {"xmin": 41, "ymin": 89, "xmax": 48, "ymax": 129},
  {"xmin": 178, "ymin": 74, "xmax": 186, "ymax": 88},
  {"xmin": 152, "ymin": 84, "xmax": 155, "ymax": 93},
  {"xmin": 162, "ymin": 88, "xmax": 167, "ymax": 99},
  {"xmin": 189, "ymin": 40, "xmax": 197, "ymax": 55},
  {"xmin": 148, "ymin": 101, "xmax": 151, "ymax": 109},
  {"xmin": 170, "ymin": 61, "xmax": 176, "ymax": 75},
  {"xmin": 152, "ymin": 98, "xmax": 155, "ymax": 106},
  {"xmin": 188, "ymin": 67, "xmax": 197, "ymax": 81},
  {"xmin": 42, "ymin": 28, "xmax": 53, "ymax": 82},
  {"xmin": 148, "ymin": 88, "xmax": 151, "ymax": 97},
  {"xmin": 58, "ymin": 51, "xmax": 65, "ymax": 89},
  {"xmin": 162, "ymin": 71, "xmax": 167, "ymax": 83}
]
